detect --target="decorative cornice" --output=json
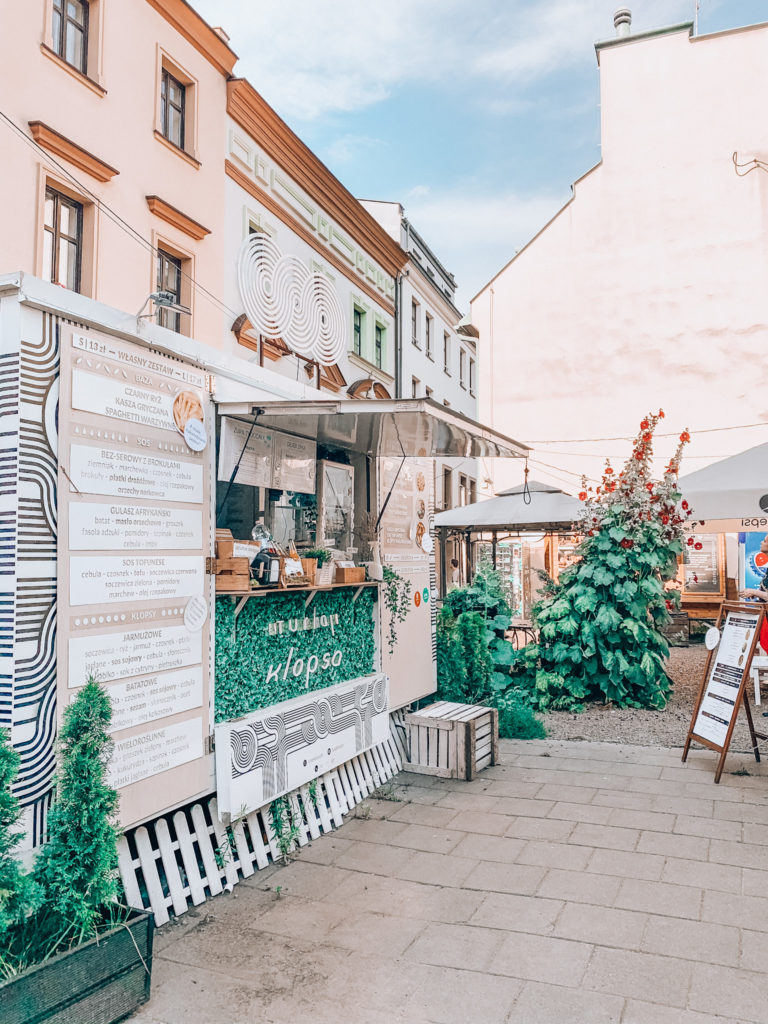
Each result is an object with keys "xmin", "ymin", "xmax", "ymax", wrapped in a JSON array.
[
  {"xmin": 225, "ymin": 160, "xmax": 395, "ymax": 317},
  {"xmin": 227, "ymin": 79, "xmax": 407, "ymax": 280},
  {"xmin": 144, "ymin": 0, "xmax": 237, "ymax": 76},
  {"xmin": 146, "ymin": 196, "xmax": 210, "ymax": 240},
  {"xmin": 319, "ymin": 363, "xmax": 347, "ymax": 392},
  {"xmin": 28, "ymin": 121, "xmax": 118, "ymax": 181}
]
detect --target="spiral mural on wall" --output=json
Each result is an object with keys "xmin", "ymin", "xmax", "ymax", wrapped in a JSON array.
[{"xmin": 236, "ymin": 233, "xmax": 347, "ymax": 366}]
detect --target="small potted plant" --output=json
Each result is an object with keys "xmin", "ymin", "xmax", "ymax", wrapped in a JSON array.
[
  {"xmin": 303, "ymin": 547, "xmax": 333, "ymax": 586},
  {"xmin": 1, "ymin": 678, "xmax": 153, "ymax": 1024}
]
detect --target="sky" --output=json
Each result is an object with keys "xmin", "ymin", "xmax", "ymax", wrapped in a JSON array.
[{"xmin": 194, "ymin": 0, "xmax": 768, "ymax": 311}]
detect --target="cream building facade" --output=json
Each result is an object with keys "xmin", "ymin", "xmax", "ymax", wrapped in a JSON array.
[{"xmin": 472, "ymin": 14, "xmax": 768, "ymax": 492}]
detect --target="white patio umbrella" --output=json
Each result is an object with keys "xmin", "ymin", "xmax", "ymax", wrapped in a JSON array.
[{"xmin": 677, "ymin": 442, "xmax": 768, "ymax": 524}]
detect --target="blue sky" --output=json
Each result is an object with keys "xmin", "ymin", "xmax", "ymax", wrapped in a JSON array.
[{"xmin": 196, "ymin": 0, "xmax": 768, "ymax": 310}]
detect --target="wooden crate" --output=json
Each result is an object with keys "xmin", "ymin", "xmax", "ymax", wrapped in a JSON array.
[
  {"xmin": 335, "ymin": 566, "xmax": 366, "ymax": 584},
  {"xmin": 215, "ymin": 573, "xmax": 250, "ymax": 593},
  {"xmin": 403, "ymin": 702, "xmax": 499, "ymax": 780}
]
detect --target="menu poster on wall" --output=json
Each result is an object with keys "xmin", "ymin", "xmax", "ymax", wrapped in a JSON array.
[
  {"xmin": 57, "ymin": 326, "xmax": 213, "ymax": 829},
  {"xmin": 682, "ymin": 534, "xmax": 725, "ymax": 599},
  {"xmin": 683, "ymin": 602, "xmax": 765, "ymax": 782},
  {"xmin": 272, "ymin": 432, "xmax": 317, "ymax": 494},
  {"xmin": 217, "ymin": 417, "xmax": 273, "ymax": 488}
]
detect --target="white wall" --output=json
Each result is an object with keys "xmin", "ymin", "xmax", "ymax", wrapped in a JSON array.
[{"xmin": 474, "ymin": 22, "xmax": 768, "ymax": 495}]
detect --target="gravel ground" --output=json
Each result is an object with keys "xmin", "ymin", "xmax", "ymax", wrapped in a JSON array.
[{"xmin": 543, "ymin": 645, "xmax": 766, "ymax": 752}]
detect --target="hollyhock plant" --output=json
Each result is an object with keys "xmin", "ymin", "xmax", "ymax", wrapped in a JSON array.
[{"xmin": 512, "ymin": 412, "xmax": 691, "ymax": 712}]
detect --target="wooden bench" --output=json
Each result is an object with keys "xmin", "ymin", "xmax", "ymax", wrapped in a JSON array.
[{"xmin": 403, "ymin": 702, "xmax": 499, "ymax": 780}]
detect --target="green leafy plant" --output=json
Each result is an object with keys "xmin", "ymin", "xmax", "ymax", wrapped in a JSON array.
[
  {"xmin": 33, "ymin": 678, "xmax": 123, "ymax": 946},
  {"xmin": 270, "ymin": 796, "xmax": 301, "ymax": 862},
  {"xmin": 303, "ymin": 547, "xmax": 333, "ymax": 567},
  {"xmin": 0, "ymin": 731, "xmax": 39, "ymax": 955},
  {"xmin": 512, "ymin": 411, "xmax": 691, "ymax": 712},
  {"xmin": 495, "ymin": 689, "xmax": 547, "ymax": 740},
  {"xmin": 382, "ymin": 565, "xmax": 412, "ymax": 655}
]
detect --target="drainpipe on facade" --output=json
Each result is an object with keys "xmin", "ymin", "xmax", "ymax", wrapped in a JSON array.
[{"xmin": 394, "ymin": 271, "xmax": 402, "ymax": 399}]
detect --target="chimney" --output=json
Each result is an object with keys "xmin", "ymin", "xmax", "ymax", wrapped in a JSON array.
[{"xmin": 613, "ymin": 8, "xmax": 632, "ymax": 37}]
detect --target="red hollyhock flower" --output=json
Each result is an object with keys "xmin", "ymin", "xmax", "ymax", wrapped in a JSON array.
[
  {"xmin": 693, "ymin": 575, "xmax": 699, "ymax": 583},
  {"xmin": 665, "ymin": 599, "xmax": 673, "ymax": 610},
  {"xmin": 646, "ymin": 482, "xmax": 654, "ymax": 491},
  {"xmin": 640, "ymin": 419, "xmax": 649, "ymax": 430},
  {"xmin": 659, "ymin": 409, "xmax": 665, "ymax": 418},
  {"xmin": 680, "ymin": 431, "xmax": 690, "ymax": 443},
  {"xmin": 605, "ymin": 467, "xmax": 614, "ymax": 475},
  {"xmin": 687, "ymin": 537, "xmax": 694, "ymax": 545},
  {"xmin": 681, "ymin": 500, "xmax": 689, "ymax": 510},
  {"xmin": 578, "ymin": 491, "xmax": 587, "ymax": 501},
  {"xmin": 643, "ymin": 432, "xmax": 652, "ymax": 442},
  {"xmin": 694, "ymin": 542, "xmax": 702, "ymax": 550},
  {"xmin": 661, "ymin": 515, "xmax": 669, "ymax": 524},
  {"xmin": 620, "ymin": 538, "xmax": 634, "ymax": 549}
]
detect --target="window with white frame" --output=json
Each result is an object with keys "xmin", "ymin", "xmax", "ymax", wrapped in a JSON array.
[
  {"xmin": 460, "ymin": 348, "xmax": 466, "ymax": 388},
  {"xmin": 469, "ymin": 357, "xmax": 476, "ymax": 396},
  {"xmin": 443, "ymin": 331, "xmax": 450, "ymax": 373},
  {"xmin": 412, "ymin": 376, "xmax": 420, "ymax": 398},
  {"xmin": 374, "ymin": 323, "xmax": 384, "ymax": 368},
  {"xmin": 425, "ymin": 313, "xmax": 433, "ymax": 359},
  {"xmin": 411, "ymin": 299, "xmax": 420, "ymax": 347}
]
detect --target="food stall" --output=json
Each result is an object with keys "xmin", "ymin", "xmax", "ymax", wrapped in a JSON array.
[{"xmin": 209, "ymin": 397, "xmax": 527, "ymax": 820}]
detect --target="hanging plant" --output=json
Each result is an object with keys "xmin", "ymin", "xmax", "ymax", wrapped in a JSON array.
[{"xmin": 382, "ymin": 565, "xmax": 412, "ymax": 655}]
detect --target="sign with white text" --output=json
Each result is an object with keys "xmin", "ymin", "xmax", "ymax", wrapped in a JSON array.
[{"xmin": 58, "ymin": 326, "xmax": 212, "ymax": 828}]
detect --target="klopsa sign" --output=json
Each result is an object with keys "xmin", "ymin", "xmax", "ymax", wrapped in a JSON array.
[{"xmin": 265, "ymin": 610, "xmax": 343, "ymax": 688}]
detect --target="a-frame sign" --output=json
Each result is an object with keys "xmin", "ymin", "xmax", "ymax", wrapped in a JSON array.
[{"xmin": 683, "ymin": 601, "xmax": 766, "ymax": 783}]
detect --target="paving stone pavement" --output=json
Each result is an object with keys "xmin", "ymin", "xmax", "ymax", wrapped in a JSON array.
[{"xmin": 129, "ymin": 739, "xmax": 768, "ymax": 1024}]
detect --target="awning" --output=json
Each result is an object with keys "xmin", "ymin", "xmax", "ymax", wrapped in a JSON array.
[
  {"xmin": 434, "ymin": 480, "xmax": 583, "ymax": 533},
  {"xmin": 678, "ymin": 442, "xmax": 768, "ymax": 523},
  {"xmin": 215, "ymin": 397, "xmax": 528, "ymax": 461}
]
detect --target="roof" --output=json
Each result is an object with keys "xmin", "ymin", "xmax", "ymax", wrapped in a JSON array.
[
  {"xmin": 434, "ymin": 480, "xmax": 582, "ymax": 532},
  {"xmin": 678, "ymin": 442, "xmax": 768, "ymax": 521}
]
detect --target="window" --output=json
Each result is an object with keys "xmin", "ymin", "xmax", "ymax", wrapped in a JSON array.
[
  {"xmin": 460, "ymin": 348, "xmax": 466, "ymax": 388},
  {"xmin": 411, "ymin": 299, "xmax": 420, "ymax": 346},
  {"xmin": 52, "ymin": 0, "xmax": 88, "ymax": 74},
  {"xmin": 443, "ymin": 331, "xmax": 450, "ymax": 373},
  {"xmin": 353, "ymin": 307, "xmax": 363, "ymax": 356},
  {"xmin": 411, "ymin": 376, "xmax": 420, "ymax": 398},
  {"xmin": 425, "ymin": 386, "xmax": 433, "ymax": 401},
  {"xmin": 459, "ymin": 474, "xmax": 468, "ymax": 507},
  {"xmin": 469, "ymin": 479, "xmax": 477, "ymax": 504},
  {"xmin": 374, "ymin": 323, "xmax": 383, "ymax": 368},
  {"xmin": 425, "ymin": 314, "xmax": 433, "ymax": 359},
  {"xmin": 43, "ymin": 187, "xmax": 82, "ymax": 292},
  {"xmin": 443, "ymin": 468, "xmax": 452, "ymax": 510},
  {"xmin": 469, "ymin": 357, "xmax": 476, "ymax": 396},
  {"xmin": 157, "ymin": 249, "xmax": 182, "ymax": 333},
  {"xmin": 161, "ymin": 68, "xmax": 186, "ymax": 150}
]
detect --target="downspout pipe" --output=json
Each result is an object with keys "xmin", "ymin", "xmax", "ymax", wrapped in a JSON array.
[{"xmin": 394, "ymin": 271, "xmax": 402, "ymax": 399}]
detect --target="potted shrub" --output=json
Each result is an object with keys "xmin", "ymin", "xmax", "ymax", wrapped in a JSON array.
[{"xmin": 1, "ymin": 678, "xmax": 153, "ymax": 1024}]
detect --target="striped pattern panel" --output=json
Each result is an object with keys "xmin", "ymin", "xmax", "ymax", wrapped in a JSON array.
[
  {"xmin": 118, "ymin": 711, "xmax": 408, "ymax": 926},
  {"xmin": 5, "ymin": 308, "xmax": 61, "ymax": 847}
]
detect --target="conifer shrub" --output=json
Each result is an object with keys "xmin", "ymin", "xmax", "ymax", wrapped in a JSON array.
[
  {"xmin": 0, "ymin": 731, "xmax": 39, "ymax": 952},
  {"xmin": 513, "ymin": 411, "xmax": 692, "ymax": 712},
  {"xmin": 33, "ymin": 676, "xmax": 122, "ymax": 945}
]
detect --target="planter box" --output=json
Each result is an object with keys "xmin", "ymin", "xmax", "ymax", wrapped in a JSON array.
[
  {"xmin": 1, "ymin": 910, "xmax": 153, "ymax": 1024},
  {"xmin": 404, "ymin": 701, "xmax": 499, "ymax": 780}
]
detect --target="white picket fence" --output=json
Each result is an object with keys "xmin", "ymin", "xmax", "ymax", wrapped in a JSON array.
[{"xmin": 117, "ymin": 712, "xmax": 409, "ymax": 925}]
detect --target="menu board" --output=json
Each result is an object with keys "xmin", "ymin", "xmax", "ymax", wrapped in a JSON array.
[
  {"xmin": 692, "ymin": 610, "xmax": 759, "ymax": 747},
  {"xmin": 682, "ymin": 534, "xmax": 725, "ymax": 600},
  {"xmin": 684, "ymin": 602, "xmax": 766, "ymax": 782},
  {"xmin": 217, "ymin": 416, "xmax": 273, "ymax": 488},
  {"xmin": 217, "ymin": 416, "xmax": 316, "ymax": 494},
  {"xmin": 57, "ymin": 326, "xmax": 212, "ymax": 829}
]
